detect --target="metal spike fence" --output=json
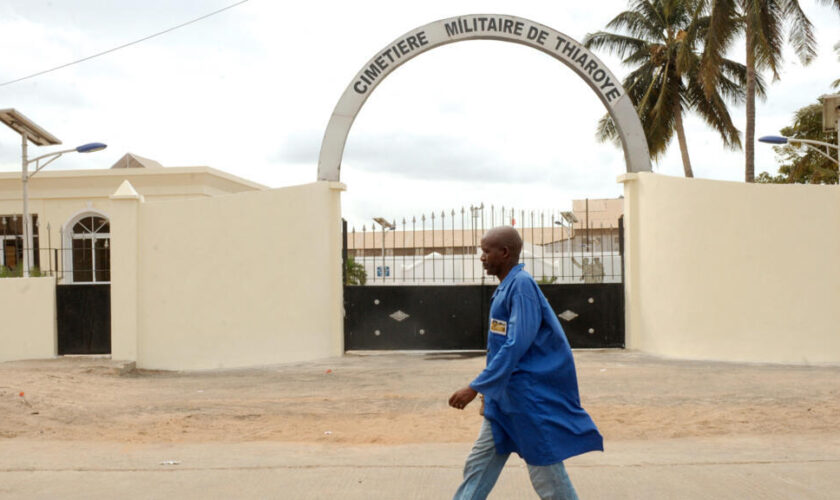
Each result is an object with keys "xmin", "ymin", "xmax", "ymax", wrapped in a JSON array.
[
  {"xmin": 0, "ymin": 243, "xmax": 111, "ymax": 282},
  {"xmin": 345, "ymin": 205, "xmax": 623, "ymax": 285},
  {"xmin": 1, "ymin": 216, "xmax": 110, "ymax": 282}
]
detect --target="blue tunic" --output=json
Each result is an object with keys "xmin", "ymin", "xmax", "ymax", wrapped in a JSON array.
[{"xmin": 470, "ymin": 264, "xmax": 603, "ymax": 466}]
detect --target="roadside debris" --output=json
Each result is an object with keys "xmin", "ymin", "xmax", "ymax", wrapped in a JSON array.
[{"xmin": 18, "ymin": 392, "xmax": 32, "ymax": 408}]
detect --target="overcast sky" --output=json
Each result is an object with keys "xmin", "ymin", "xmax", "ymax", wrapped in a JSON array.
[{"xmin": 1, "ymin": 0, "xmax": 838, "ymax": 228}]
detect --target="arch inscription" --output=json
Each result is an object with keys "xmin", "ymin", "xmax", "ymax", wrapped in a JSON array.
[{"xmin": 317, "ymin": 14, "xmax": 651, "ymax": 181}]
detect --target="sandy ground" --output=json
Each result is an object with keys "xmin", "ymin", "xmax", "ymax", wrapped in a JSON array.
[{"xmin": 1, "ymin": 350, "xmax": 839, "ymax": 446}]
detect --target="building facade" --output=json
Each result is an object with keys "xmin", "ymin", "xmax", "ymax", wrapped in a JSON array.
[{"xmin": 0, "ymin": 153, "xmax": 265, "ymax": 282}]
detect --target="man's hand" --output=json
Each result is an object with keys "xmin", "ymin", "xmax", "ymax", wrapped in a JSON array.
[{"xmin": 449, "ymin": 386, "xmax": 478, "ymax": 410}]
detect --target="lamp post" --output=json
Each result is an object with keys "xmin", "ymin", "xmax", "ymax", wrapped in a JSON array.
[
  {"xmin": 553, "ymin": 211, "xmax": 579, "ymax": 281},
  {"xmin": 758, "ymin": 94, "xmax": 840, "ymax": 174},
  {"xmin": 373, "ymin": 217, "xmax": 395, "ymax": 280},
  {"xmin": 758, "ymin": 135, "xmax": 839, "ymax": 166},
  {"xmin": 1, "ymin": 109, "xmax": 106, "ymax": 277},
  {"xmin": 557, "ymin": 211, "xmax": 578, "ymax": 252}
]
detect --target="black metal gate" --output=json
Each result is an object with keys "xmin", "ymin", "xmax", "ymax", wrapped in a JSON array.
[
  {"xmin": 345, "ymin": 285, "xmax": 487, "ymax": 350},
  {"xmin": 56, "ymin": 284, "xmax": 111, "ymax": 355},
  {"xmin": 344, "ymin": 283, "xmax": 623, "ymax": 350},
  {"xmin": 343, "ymin": 207, "xmax": 625, "ymax": 351}
]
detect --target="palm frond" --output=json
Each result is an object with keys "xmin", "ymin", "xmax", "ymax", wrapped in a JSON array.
[
  {"xmin": 715, "ymin": 76, "xmax": 747, "ymax": 103},
  {"xmin": 718, "ymin": 58, "xmax": 768, "ymax": 97},
  {"xmin": 699, "ymin": 0, "xmax": 740, "ymax": 98},
  {"xmin": 583, "ymin": 32, "xmax": 649, "ymax": 59},
  {"xmin": 595, "ymin": 114, "xmax": 622, "ymax": 147},
  {"xmin": 665, "ymin": 0, "xmax": 694, "ymax": 27},
  {"xmin": 622, "ymin": 49, "xmax": 656, "ymax": 66},
  {"xmin": 605, "ymin": 10, "xmax": 661, "ymax": 41},
  {"xmin": 635, "ymin": 65, "xmax": 664, "ymax": 113},
  {"xmin": 633, "ymin": 0, "xmax": 667, "ymax": 32},
  {"xmin": 748, "ymin": 0, "xmax": 785, "ymax": 77},
  {"xmin": 649, "ymin": 59, "xmax": 677, "ymax": 123},
  {"xmin": 687, "ymin": 80, "xmax": 742, "ymax": 149},
  {"xmin": 781, "ymin": 0, "xmax": 817, "ymax": 65}
]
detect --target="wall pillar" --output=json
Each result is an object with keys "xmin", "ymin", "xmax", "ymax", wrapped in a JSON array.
[
  {"xmin": 617, "ymin": 173, "xmax": 641, "ymax": 350},
  {"xmin": 109, "ymin": 180, "xmax": 143, "ymax": 362},
  {"xmin": 327, "ymin": 181, "xmax": 346, "ymax": 355}
]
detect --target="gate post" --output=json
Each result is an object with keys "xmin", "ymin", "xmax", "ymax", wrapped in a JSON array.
[
  {"xmin": 342, "ymin": 218, "xmax": 348, "ymax": 286},
  {"xmin": 109, "ymin": 180, "xmax": 143, "ymax": 363},
  {"xmin": 617, "ymin": 173, "xmax": 640, "ymax": 350}
]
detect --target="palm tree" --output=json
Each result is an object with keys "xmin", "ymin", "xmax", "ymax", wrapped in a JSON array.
[
  {"xmin": 699, "ymin": 0, "xmax": 840, "ymax": 182},
  {"xmin": 585, "ymin": 0, "xmax": 756, "ymax": 177}
]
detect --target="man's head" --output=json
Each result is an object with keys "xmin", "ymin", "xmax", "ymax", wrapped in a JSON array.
[{"xmin": 480, "ymin": 226, "xmax": 522, "ymax": 278}]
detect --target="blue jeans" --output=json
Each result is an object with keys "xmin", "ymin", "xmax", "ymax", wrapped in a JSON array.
[{"xmin": 454, "ymin": 419, "xmax": 580, "ymax": 500}]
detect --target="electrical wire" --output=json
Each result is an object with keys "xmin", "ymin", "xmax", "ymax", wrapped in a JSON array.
[{"xmin": 0, "ymin": 0, "xmax": 250, "ymax": 88}]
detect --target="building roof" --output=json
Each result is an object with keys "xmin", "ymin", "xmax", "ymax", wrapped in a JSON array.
[
  {"xmin": 347, "ymin": 198, "xmax": 624, "ymax": 250},
  {"xmin": 571, "ymin": 198, "xmax": 623, "ymax": 229},
  {"xmin": 110, "ymin": 153, "xmax": 164, "ymax": 169},
  {"xmin": 348, "ymin": 227, "xmax": 578, "ymax": 250},
  {"xmin": 0, "ymin": 153, "xmax": 268, "ymax": 200}
]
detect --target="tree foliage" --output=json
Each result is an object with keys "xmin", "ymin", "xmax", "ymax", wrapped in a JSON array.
[
  {"xmin": 757, "ymin": 102, "xmax": 839, "ymax": 184},
  {"xmin": 699, "ymin": 0, "xmax": 840, "ymax": 182},
  {"xmin": 344, "ymin": 256, "xmax": 367, "ymax": 286},
  {"xmin": 584, "ymin": 0, "xmax": 753, "ymax": 178}
]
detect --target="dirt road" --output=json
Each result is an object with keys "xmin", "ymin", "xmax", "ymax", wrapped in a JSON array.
[{"xmin": 2, "ymin": 351, "xmax": 839, "ymax": 446}]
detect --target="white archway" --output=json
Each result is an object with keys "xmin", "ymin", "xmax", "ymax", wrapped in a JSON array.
[{"xmin": 317, "ymin": 14, "xmax": 651, "ymax": 182}]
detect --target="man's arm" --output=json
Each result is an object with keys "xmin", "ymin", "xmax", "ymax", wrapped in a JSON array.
[{"xmin": 468, "ymin": 288, "xmax": 541, "ymax": 401}]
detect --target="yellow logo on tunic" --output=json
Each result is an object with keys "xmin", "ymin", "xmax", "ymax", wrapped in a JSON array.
[{"xmin": 490, "ymin": 318, "xmax": 507, "ymax": 335}]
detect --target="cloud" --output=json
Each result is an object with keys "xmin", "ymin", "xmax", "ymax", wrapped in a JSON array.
[
  {"xmin": 1, "ymin": 0, "xmax": 836, "ymax": 215},
  {"xmin": 0, "ymin": 141, "xmax": 19, "ymax": 171},
  {"xmin": 346, "ymin": 133, "xmax": 511, "ymax": 181},
  {"xmin": 273, "ymin": 130, "xmax": 322, "ymax": 164}
]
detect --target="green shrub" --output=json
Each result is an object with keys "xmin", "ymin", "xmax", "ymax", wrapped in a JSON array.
[
  {"xmin": 345, "ymin": 256, "xmax": 367, "ymax": 286},
  {"xmin": 0, "ymin": 265, "xmax": 45, "ymax": 278},
  {"xmin": 0, "ymin": 266, "xmax": 21, "ymax": 278}
]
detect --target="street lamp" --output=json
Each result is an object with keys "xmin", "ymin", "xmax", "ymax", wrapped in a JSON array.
[
  {"xmin": 560, "ymin": 211, "xmax": 578, "ymax": 234},
  {"xmin": 0, "ymin": 109, "xmax": 107, "ymax": 277},
  {"xmin": 758, "ymin": 94, "xmax": 840, "ymax": 169},
  {"xmin": 758, "ymin": 135, "xmax": 839, "ymax": 165},
  {"xmin": 373, "ymin": 217, "xmax": 395, "ymax": 280},
  {"xmin": 554, "ymin": 211, "xmax": 578, "ymax": 251}
]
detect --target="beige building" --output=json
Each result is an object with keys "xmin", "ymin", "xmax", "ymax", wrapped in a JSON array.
[
  {"xmin": 1, "ymin": 154, "xmax": 344, "ymax": 370},
  {"xmin": 2, "ymin": 163, "xmax": 838, "ymax": 368},
  {"xmin": 0, "ymin": 153, "xmax": 265, "ymax": 280}
]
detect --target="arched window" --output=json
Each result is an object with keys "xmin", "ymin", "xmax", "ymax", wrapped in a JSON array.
[{"xmin": 69, "ymin": 215, "xmax": 110, "ymax": 283}]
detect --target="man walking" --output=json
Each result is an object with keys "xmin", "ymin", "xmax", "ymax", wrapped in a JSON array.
[{"xmin": 449, "ymin": 226, "xmax": 602, "ymax": 499}]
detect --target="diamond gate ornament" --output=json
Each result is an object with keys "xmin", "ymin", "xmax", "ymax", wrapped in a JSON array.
[
  {"xmin": 389, "ymin": 310, "xmax": 410, "ymax": 322},
  {"xmin": 558, "ymin": 310, "xmax": 579, "ymax": 322}
]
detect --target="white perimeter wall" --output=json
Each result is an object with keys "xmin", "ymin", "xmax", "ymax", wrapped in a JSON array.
[
  {"xmin": 110, "ymin": 181, "xmax": 345, "ymax": 370},
  {"xmin": 622, "ymin": 173, "xmax": 840, "ymax": 364},
  {"xmin": 0, "ymin": 277, "xmax": 56, "ymax": 362}
]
